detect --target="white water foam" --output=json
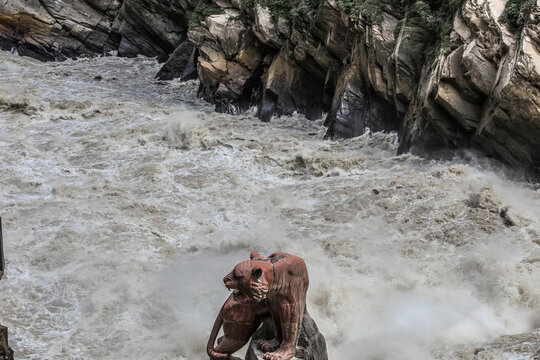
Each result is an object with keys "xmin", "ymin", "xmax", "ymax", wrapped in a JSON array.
[{"xmin": 0, "ymin": 51, "xmax": 538, "ymax": 360}]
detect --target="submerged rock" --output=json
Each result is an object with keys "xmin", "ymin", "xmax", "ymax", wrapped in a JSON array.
[
  {"xmin": 449, "ymin": 329, "xmax": 540, "ymax": 359},
  {"xmin": 245, "ymin": 311, "xmax": 328, "ymax": 360}
]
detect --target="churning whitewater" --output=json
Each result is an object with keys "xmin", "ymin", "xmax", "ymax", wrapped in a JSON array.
[{"xmin": 0, "ymin": 51, "xmax": 538, "ymax": 360}]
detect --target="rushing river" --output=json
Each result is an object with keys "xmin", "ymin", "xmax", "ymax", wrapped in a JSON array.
[{"xmin": 0, "ymin": 51, "xmax": 538, "ymax": 360}]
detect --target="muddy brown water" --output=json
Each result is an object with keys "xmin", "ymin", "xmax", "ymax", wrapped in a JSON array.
[{"xmin": 0, "ymin": 51, "xmax": 538, "ymax": 359}]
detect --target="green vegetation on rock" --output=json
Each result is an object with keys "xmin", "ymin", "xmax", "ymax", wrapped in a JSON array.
[
  {"xmin": 499, "ymin": 0, "xmax": 537, "ymax": 32},
  {"xmin": 189, "ymin": 0, "xmax": 466, "ymax": 63},
  {"xmin": 338, "ymin": 0, "xmax": 465, "ymax": 61},
  {"xmin": 244, "ymin": 0, "xmax": 466, "ymax": 62},
  {"xmin": 188, "ymin": 0, "xmax": 223, "ymax": 29}
]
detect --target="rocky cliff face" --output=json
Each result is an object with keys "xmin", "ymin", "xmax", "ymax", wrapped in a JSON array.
[
  {"xmin": 402, "ymin": 0, "xmax": 540, "ymax": 173},
  {"xmin": 1, "ymin": 0, "xmax": 539, "ymax": 176},
  {"xmin": 0, "ymin": 0, "xmax": 186, "ymax": 60}
]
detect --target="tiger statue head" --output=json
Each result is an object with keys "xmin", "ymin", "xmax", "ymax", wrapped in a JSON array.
[{"xmin": 223, "ymin": 251, "xmax": 274, "ymax": 302}]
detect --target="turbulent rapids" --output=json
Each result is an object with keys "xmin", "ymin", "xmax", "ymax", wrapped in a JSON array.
[{"xmin": 0, "ymin": 51, "xmax": 538, "ymax": 360}]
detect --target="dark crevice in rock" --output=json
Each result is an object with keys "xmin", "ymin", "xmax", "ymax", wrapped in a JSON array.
[
  {"xmin": 258, "ymin": 90, "xmax": 277, "ymax": 122},
  {"xmin": 155, "ymin": 40, "xmax": 198, "ymax": 81}
]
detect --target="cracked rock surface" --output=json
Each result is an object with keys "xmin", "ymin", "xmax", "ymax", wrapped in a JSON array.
[{"xmin": 0, "ymin": 0, "xmax": 186, "ymax": 60}]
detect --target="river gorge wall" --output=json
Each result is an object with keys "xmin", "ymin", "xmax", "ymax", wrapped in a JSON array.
[{"xmin": 0, "ymin": 0, "xmax": 539, "ymax": 176}]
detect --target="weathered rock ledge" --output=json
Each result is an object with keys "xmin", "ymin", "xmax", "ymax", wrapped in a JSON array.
[{"xmin": 1, "ymin": 0, "xmax": 539, "ymax": 176}]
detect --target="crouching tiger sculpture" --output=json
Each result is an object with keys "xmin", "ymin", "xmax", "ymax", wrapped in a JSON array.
[{"xmin": 207, "ymin": 251, "xmax": 309, "ymax": 360}]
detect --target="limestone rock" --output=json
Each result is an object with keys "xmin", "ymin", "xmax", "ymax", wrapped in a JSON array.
[
  {"xmin": 234, "ymin": 43, "xmax": 266, "ymax": 72},
  {"xmin": 206, "ymin": 12, "xmax": 245, "ymax": 59},
  {"xmin": 289, "ymin": 28, "xmax": 330, "ymax": 84},
  {"xmin": 392, "ymin": 26, "xmax": 424, "ymax": 107},
  {"xmin": 245, "ymin": 311, "xmax": 328, "ymax": 360},
  {"xmin": 461, "ymin": 40, "xmax": 497, "ymax": 96},
  {"xmin": 440, "ymin": 46, "xmax": 484, "ymax": 103},
  {"xmin": 258, "ymin": 47, "xmax": 323, "ymax": 122},
  {"xmin": 325, "ymin": 42, "xmax": 402, "ymax": 138},
  {"xmin": 252, "ymin": 4, "xmax": 289, "ymax": 49},
  {"xmin": 114, "ymin": 0, "xmax": 187, "ymax": 58},
  {"xmin": 0, "ymin": 0, "xmax": 188, "ymax": 60},
  {"xmin": 194, "ymin": 35, "xmax": 260, "ymax": 114},
  {"xmin": 312, "ymin": 0, "xmax": 353, "ymax": 61},
  {"xmin": 0, "ymin": 1, "xmax": 118, "ymax": 61},
  {"xmin": 435, "ymin": 82, "xmax": 481, "ymax": 131},
  {"xmin": 324, "ymin": 62, "xmax": 369, "ymax": 138}
]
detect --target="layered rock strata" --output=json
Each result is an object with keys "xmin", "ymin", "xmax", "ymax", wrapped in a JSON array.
[
  {"xmin": 1, "ymin": 0, "xmax": 539, "ymax": 176},
  {"xmin": 0, "ymin": 0, "xmax": 187, "ymax": 60}
]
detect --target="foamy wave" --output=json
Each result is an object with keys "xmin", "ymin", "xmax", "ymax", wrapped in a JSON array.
[{"xmin": 164, "ymin": 110, "xmax": 217, "ymax": 150}]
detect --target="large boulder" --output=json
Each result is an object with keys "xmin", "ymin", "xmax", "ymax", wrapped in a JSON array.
[
  {"xmin": 245, "ymin": 311, "xmax": 328, "ymax": 360},
  {"xmin": 155, "ymin": 40, "xmax": 198, "ymax": 81}
]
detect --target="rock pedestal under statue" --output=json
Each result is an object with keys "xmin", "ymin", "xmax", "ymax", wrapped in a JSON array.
[{"xmin": 245, "ymin": 312, "xmax": 328, "ymax": 360}]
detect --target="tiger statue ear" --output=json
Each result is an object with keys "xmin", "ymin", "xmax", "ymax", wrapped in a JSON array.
[
  {"xmin": 252, "ymin": 267, "xmax": 263, "ymax": 280},
  {"xmin": 249, "ymin": 266, "xmax": 268, "ymax": 301},
  {"xmin": 250, "ymin": 251, "xmax": 266, "ymax": 260}
]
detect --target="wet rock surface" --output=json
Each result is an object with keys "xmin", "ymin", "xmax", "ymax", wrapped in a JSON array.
[
  {"xmin": 155, "ymin": 40, "xmax": 198, "ymax": 81},
  {"xmin": 448, "ymin": 329, "xmax": 540, "ymax": 360},
  {"xmin": 0, "ymin": 326, "xmax": 13, "ymax": 360},
  {"xmin": 245, "ymin": 311, "xmax": 328, "ymax": 360}
]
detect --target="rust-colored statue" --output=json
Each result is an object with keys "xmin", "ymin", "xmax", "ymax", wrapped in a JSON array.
[
  {"xmin": 207, "ymin": 292, "xmax": 269, "ymax": 359},
  {"xmin": 216, "ymin": 251, "xmax": 309, "ymax": 360}
]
